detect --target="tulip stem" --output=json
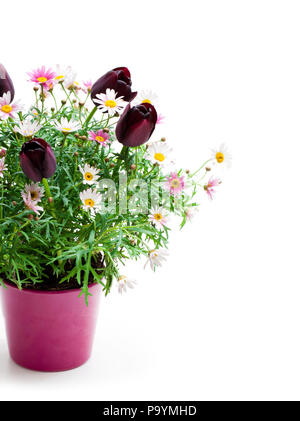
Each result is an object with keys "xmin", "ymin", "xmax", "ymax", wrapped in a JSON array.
[
  {"xmin": 83, "ymin": 106, "xmax": 97, "ymax": 128},
  {"xmin": 42, "ymin": 178, "xmax": 56, "ymax": 219}
]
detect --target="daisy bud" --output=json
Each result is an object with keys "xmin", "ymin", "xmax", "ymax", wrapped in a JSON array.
[
  {"xmin": 104, "ymin": 158, "xmax": 109, "ymax": 163},
  {"xmin": 48, "ymin": 197, "xmax": 53, "ymax": 204},
  {"xmin": 185, "ymin": 169, "xmax": 190, "ymax": 174},
  {"xmin": 0, "ymin": 64, "xmax": 15, "ymax": 100},
  {"xmin": 35, "ymin": 216, "xmax": 39, "ymax": 221},
  {"xmin": 79, "ymin": 102, "xmax": 84, "ymax": 108},
  {"xmin": 20, "ymin": 138, "xmax": 57, "ymax": 182},
  {"xmin": 61, "ymin": 99, "xmax": 66, "ymax": 105},
  {"xmin": 0, "ymin": 148, "xmax": 6, "ymax": 157},
  {"xmin": 51, "ymin": 107, "xmax": 55, "ymax": 112},
  {"xmin": 130, "ymin": 164, "xmax": 136, "ymax": 170},
  {"xmin": 110, "ymin": 163, "xmax": 115, "ymax": 168},
  {"xmin": 206, "ymin": 167, "xmax": 211, "ymax": 171},
  {"xmin": 28, "ymin": 214, "xmax": 34, "ymax": 220},
  {"xmin": 72, "ymin": 98, "xmax": 77, "ymax": 103},
  {"xmin": 91, "ymin": 67, "xmax": 137, "ymax": 104},
  {"xmin": 12, "ymin": 201, "xmax": 17, "ymax": 206},
  {"xmin": 74, "ymin": 151, "xmax": 79, "ymax": 157},
  {"xmin": 161, "ymin": 137, "xmax": 166, "ymax": 142},
  {"xmin": 116, "ymin": 103, "xmax": 157, "ymax": 147},
  {"xmin": 33, "ymin": 86, "xmax": 39, "ymax": 92},
  {"xmin": 79, "ymin": 135, "xmax": 87, "ymax": 141},
  {"xmin": 74, "ymin": 133, "xmax": 80, "ymax": 138},
  {"xmin": 103, "ymin": 128, "xmax": 110, "ymax": 133}
]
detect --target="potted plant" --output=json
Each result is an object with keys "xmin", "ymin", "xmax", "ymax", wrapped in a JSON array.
[{"xmin": 0, "ymin": 64, "xmax": 230, "ymax": 372}]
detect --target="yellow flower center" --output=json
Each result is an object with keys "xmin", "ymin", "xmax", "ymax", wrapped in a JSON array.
[
  {"xmin": 1, "ymin": 105, "xmax": 12, "ymax": 113},
  {"xmin": 171, "ymin": 179, "xmax": 180, "ymax": 188},
  {"xmin": 84, "ymin": 198, "xmax": 95, "ymax": 207},
  {"xmin": 105, "ymin": 100, "xmax": 117, "ymax": 108},
  {"xmin": 154, "ymin": 213, "xmax": 163, "ymax": 221},
  {"xmin": 55, "ymin": 75, "xmax": 64, "ymax": 80},
  {"xmin": 150, "ymin": 250, "xmax": 158, "ymax": 257},
  {"xmin": 142, "ymin": 99, "xmax": 151, "ymax": 104},
  {"xmin": 37, "ymin": 76, "xmax": 47, "ymax": 83},
  {"xmin": 95, "ymin": 136, "xmax": 105, "ymax": 142},
  {"xmin": 216, "ymin": 152, "xmax": 224, "ymax": 163},
  {"xmin": 118, "ymin": 275, "xmax": 127, "ymax": 283},
  {"xmin": 154, "ymin": 152, "xmax": 165, "ymax": 162},
  {"xmin": 84, "ymin": 172, "xmax": 93, "ymax": 181},
  {"xmin": 62, "ymin": 127, "xmax": 71, "ymax": 132},
  {"xmin": 30, "ymin": 191, "xmax": 38, "ymax": 200}
]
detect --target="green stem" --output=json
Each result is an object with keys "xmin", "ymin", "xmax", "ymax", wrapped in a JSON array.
[
  {"xmin": 190, "ymin": 159, "xmax": 212, "ymax": 178},
  {"xmin": 42, "ymin": 178, "xmax": 56, "ymax": 219},
  {"xmin": 83, "ymin": 106, "xmax": 97, "ymax": 128}
]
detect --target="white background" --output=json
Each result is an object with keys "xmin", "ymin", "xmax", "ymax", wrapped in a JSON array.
[{"xmin": 0, "ymin": 0, "xmax": 300, "ymax": 401}]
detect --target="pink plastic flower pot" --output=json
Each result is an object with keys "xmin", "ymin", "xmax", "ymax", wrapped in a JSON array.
[{"xmin": 1, "ymin": 282, "xmax": 101, "ymax": 372}]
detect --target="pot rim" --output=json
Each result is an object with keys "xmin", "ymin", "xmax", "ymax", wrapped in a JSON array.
[{"xmin": 2, "ymin": 280, "xmax": 100, "ymax": 295}]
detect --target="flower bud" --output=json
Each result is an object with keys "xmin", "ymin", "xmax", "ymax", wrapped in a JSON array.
[
  {"xmin": 20, "ymin": 138, "xmax": 56, "ymax": 182},
  {"xmin": 0, "ymin": 148, "xmax": 6, "ymax": 158},
  {"xmin": 0, "ymin": 64, "xmax": 15, "ymax": 100},
  {"xmin": 116, "ymin": 103, "xmax": 157, "ymax": 147},
  {"xmin": 91, "ymin": 67, "xmax": 137, "ymax": 104}
]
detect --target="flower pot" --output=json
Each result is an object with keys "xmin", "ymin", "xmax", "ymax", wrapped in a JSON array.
[{"xmin": 1, "ymin": 282, "xmax": 101, "ymax": 372}]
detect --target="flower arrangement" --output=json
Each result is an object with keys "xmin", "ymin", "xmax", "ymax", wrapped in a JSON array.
[{"xmin": 0, "ymin": 64, "xmax": 231, "ymax": 302}]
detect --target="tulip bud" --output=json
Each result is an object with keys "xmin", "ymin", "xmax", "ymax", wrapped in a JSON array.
[
  {"xmin": 0, "ymin": 64, "xmax": 15, "ymax": 100},
  {"xmin": 20, "ymin": 138, "xmax": 57, "ymax": 182},
  {"xmin": 91, "ymin": 67, "xmax": 137, "ymax": 104},
  {"xmin": 116, "ymin": 103, "xmax": 157, "ymax": 147}
]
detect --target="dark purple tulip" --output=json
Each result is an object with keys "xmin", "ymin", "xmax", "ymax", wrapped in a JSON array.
[
  {"xmin": 91, "ymin": 67, "xmax": 137, "ymax": 104},
  {"xmin": 116, "ymin": 103, "xmax": 157, "ymax": 147},
  {"xmin": 20, "ymin": 138, "xmax": 56, "ymax": 182},
  {"xmin": 0, "ymin": 64, "xmax": 15, "ymax": 100}
]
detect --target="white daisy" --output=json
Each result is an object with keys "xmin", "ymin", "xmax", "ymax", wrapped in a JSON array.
[
  {"xmin": 211, "ymin": 143, "xmax": 232, "ymax": 168},
  {"xmin": 23, "ymin": 183, "xmax": 44, "ymax": 203},
  {"xmin": 79, "ymin": 164, "xmax": 100, "ymax": 185},
  {"xmin": 136, "ymin": 89, "xmax": 158, "ymax": 105},
  {"xmin": 14, "ymin": 120, "xmax": 41, "ymax": 137},
  {"xmin": 116, "ymin": 275, "xmax": 137, "ymax": 294},
  {"xmin": 144, "ymin": 249, "xmax": 168, "ymax": 271},
  {"xmin": 0, "ymin": 158, "xmax": 7, "ymax": 178},
  {"xmin": 93, "ymin": 88, "xmax": 126, "ymax": 116},
  {"xmin": 80, "ymin": 188, "xmax": 102, "ymax": 213},
  {"xmin": 148, "ymin": 207, "xmax": 168, "ymax": 229},
  {"xmin": 54, "ymin": 65, "xmax": 74, "ymax": 84},
  {"xmin": 146, "ymin": 141, "xmax": 173, "ymax": 166},
  {"xmin": 54, "ymin": 117, "xmax": 80, "ymax": 134},
  {"xmin": 0, "ymin": 92, "xmax": 22, "ymax": 120}
]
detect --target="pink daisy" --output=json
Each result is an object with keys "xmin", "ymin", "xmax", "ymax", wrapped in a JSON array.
[
  {"xmin": 0, "ymin": 92, "xmax": 21, "ymax": 120},
  {"xmin": 165, "ymin": 172, "xmax": 185, "ymax": 196},
  {"xmin": 21, "ymin": 192, "xmax": 43, "ymax": 215},
  {"xmin": 156, "ymin": 113, "xmax": 165, "ymax": 125},
  {"xmin": 204, "ymin": 177, "xmax": 221, "ymax": 200},
  {"xmin": 27, "ymin": 66, "xmax": 56, "ymax": 90},
  {"xmin": 0, "ymin": 158, "xmax": 7, "ymax": 178},
  {"xmin": 82, "ymin": 80, "xmax": 93, "ymax": 94},
  {"xmin": 88, "ymin": 129, "xmax": 110, "ymax": 146}
]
